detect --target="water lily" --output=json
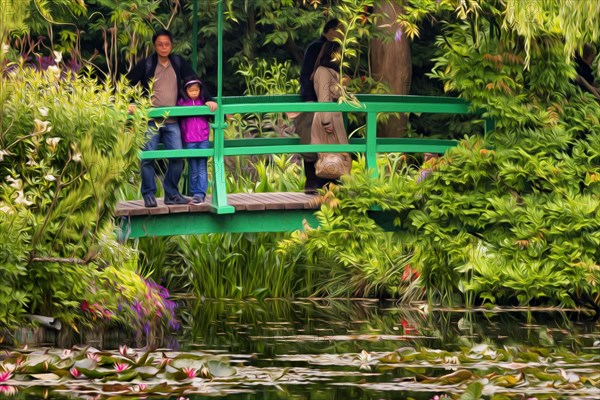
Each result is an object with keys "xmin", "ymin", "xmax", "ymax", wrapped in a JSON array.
[
  {"xmin": 53, "ymin": 51, "xmax": 62, "ymax": 63},
  {"xmin": 44, "ymin": 174, "xmax": 56, "ymax": 182},
  {"xmin": 69, "ymin": 367, "xmax": 82, "ymax": 378},
  {"xmin": 38, "ymin": 107, "xmax": 49, "ymax": 117},
  {"xmin": 114, "ymin": 362, "xmax": 131, "ymax": 373},
  {"xmin": 86, "ymin": 352, "xmax": 100, "ymax": 362},
  {"xmin": 119, "ymin": 344, "xmax": 136, "ymax": 358},
  {"xmin": 0, "ymin": 386, "xmax": 17, "ymax": 396},
  {"xmin": 154, "ymin": 353, "xmax": 172, "ymax": 368},
  {"xmin": 182, "ymin": 367, "xmax": 197, "ymax": 379},
  {"xmin": 129, "ymin": 384, "xmax": 147, "ymax": 393},
  {"xmin": 72, "ymin": 152, "xmax": 82, "ymax": 162},
  {"xmin": 0, "ymin": 371, "xmax": 12, "ymax": 382}
]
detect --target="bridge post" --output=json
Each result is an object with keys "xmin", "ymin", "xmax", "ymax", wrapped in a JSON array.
[
  {"xmin": 366, "ymin": 111, "xmax": 378, "ymax": 177},
  {"xmin": 211, "ymin": 0, "xmax": 234, "ymax": 214}
]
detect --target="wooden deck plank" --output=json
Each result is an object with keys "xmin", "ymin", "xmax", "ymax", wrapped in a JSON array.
[
  {"xmin": 157, "ymin": 198, "xmax": 190, "ymax": 214},
  {"xmin": 271, "ymin": 192, "xmax": 306, "ymax": 209},
  {"xmin": 115, "ymin": 192, "xmax": 321, "ymax": 216},
  {"xmin": 228, "ymin": 193, "xmax": 266, "ymax": 211},
  {"xmin": 226, "ymin": 193, "xmax": 248, "ymax": 211},
  {"xmin": 128, "ymin": 200, "xmax": 153, "ymax": 216},
  {"xmin": 277, "ymin": 192, "xmax": 321, "ymax": 209},
  {"xmin": 250, "ymin": 192, "xmax": 287, "ymax": 210},
  {"xmin": 188, "ymin": 195, "xmax": 212, "ymax": 213}
]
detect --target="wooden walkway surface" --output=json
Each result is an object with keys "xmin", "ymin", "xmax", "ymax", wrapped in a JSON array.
[{"xmin": 115, "ymin": 192, "xmax": 321, "ymax": 217}]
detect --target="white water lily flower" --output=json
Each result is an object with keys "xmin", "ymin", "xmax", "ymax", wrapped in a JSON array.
[
  {"xmin": 53, "ymin": 50, "xmax": 62, "ymax": 63},
  {"xmin": 26, "ymin": 157, "xmax": 38, "ymax": 167},
  {"xmin": 38, "ymin": 107, "xmax": 49, "ymax": 117},
  {"xmin": 44, "ymin": 174, "xmax": 56, "ymax": 182},
  {"xmin": 72, "ymin": 152, "xmax": 82, "ymax": 162},
  {"xmin": 46, "ymin": 137, "xmax": 61, "ymax": 152}
]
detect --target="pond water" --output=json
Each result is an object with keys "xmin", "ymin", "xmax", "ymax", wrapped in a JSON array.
[{"xmin": 2, "ymin": 300, "xmax": 599, "ymax": 399}]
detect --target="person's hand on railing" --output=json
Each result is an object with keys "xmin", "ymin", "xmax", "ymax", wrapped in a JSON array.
[{"xmin": 206, "ymin": 101, "xmax": 218, "ymax": 112}]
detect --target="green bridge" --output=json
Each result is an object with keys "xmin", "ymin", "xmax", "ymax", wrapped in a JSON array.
[
  {"xmin": 116, "ymin": 94, "xmax": 489, "ymax": 239},
  {"xmin": 114, "ymin": 1, "xmax": 489, "ymax": 239}
]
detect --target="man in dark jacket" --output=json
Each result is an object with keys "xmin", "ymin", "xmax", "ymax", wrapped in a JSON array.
[
  {"xmin": 126, "ymin": 29, "xmax": 197, "ymax": 207},
  {"xmin": 296, "ymin": 18, "xmax": 341, "ymax": 193},
  {"xmin": 574, "ymin": 43, "xmax": 600, "ymax": 101}
]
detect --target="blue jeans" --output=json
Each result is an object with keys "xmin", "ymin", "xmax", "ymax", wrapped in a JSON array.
[
  {"xmin": 184, "ymin": 140, "xmax": 210, "ymax": 196},
  {"xmin": 141, "ymin": 121, "xmax": 184, "ymax": 198}
]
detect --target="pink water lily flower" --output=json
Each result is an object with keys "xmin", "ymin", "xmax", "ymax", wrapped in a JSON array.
[
  {"xmin": 69, "ymin": 367, "xmax": 82, "ymax": 378},
  {"xmin": 129, "ymin": 383, "xmax": 148, "ymax": 393},
  {"xmin": 119, "ymin": 344, "xmax": 136, "ymax": 357},
  {"xmin": 182, "ymin": 367, "xmax": 197, "ymax": 379},
  {"xmin": 0, "ymin": 371, "xmax": 12, "ymax": 382},
  {"xmin": 114, "ymin": 362, "xmax": 131, "ymax": 373},
  {"xmin": 0, "ymin": 386, "xmax": 17, "ymax": 396},
  {"xmin": 86, "ymin": 352, "xmax": 101, "ymax": 362}
]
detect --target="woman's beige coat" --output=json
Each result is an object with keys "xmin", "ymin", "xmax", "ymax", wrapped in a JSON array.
[{"xmin": 311, "ymin": 66, "xmax": 348, "ymax": 147}]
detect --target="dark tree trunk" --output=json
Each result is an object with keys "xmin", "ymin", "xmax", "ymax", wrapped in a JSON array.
[{"xmin": 371, "ymin": 0, "xmax": 412, "ymax": 137}]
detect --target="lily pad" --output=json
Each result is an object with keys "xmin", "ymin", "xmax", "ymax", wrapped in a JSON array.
[{"xmin": 206, "ymin": 360, "xmax": 236, "ymax": 377}]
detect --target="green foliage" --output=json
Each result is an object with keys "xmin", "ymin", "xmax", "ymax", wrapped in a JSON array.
[
  {"xmin": 138, "ymin": 233, "xmax": 300, "ymax": 300},
  {"xmin": 281, "ymin": 155, "xmax": 419, "ymax": 299},
  {"xmin": 237, "ymin": 59, "xmax": 299, "ymax": 96},
  {"xmin": 0, "ymin": 60, "xmax": 150, "ymax": 327},
  {"xmin": 306, "ymin": 0, "xmax": 600, "ymax": 308}
]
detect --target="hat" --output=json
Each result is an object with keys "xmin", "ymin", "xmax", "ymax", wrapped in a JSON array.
[{"xmin": 184, "ymin": 79, "xmax": 202, "ymax": 88}]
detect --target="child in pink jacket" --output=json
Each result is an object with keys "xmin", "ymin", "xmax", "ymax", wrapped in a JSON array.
[{"xmin": 177, "ymin": 77, "xmax": 218, "ymax": 203}]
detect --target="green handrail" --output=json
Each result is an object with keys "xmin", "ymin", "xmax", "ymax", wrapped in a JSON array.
[{"xmin": 142, "ymin": 94, "xmax": 484, "ymax": 214}]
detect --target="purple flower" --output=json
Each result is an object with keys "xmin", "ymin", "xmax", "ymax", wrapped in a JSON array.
[
  {"xmin": 395, "ymin": 29, "xmax": 403, "ymax": 42},
  {"xmin": 417, "ymin": 168, "xmax": 432, "ymax": 183}
]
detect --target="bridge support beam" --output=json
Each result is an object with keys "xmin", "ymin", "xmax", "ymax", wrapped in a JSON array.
[{"xmin": 118, "ymin": 210, "xmax": 321, "ymax": 239}]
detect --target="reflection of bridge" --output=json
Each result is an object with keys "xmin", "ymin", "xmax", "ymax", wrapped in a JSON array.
[{"xmin": 116, "ymin": 94, "xmax": 489, "ymax": 239}]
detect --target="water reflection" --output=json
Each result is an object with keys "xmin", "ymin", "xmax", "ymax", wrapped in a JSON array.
[
  {"xmin": 179, "ymin": 299, "xmax": 598, "ymax": 354},
  {"xmin": 1, "ymin": 300, "xmax": 598, "ymax": 399}
]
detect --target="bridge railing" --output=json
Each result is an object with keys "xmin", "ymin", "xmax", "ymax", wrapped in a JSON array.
[{"xmin": 141, "ymin": 94, "xmax": 487, "ymax": 214}]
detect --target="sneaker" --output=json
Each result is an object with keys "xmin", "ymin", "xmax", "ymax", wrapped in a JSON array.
[
  {"xmin": 164, "ymin": 194, "xmax": 190, "ymax": 205},
  {"xmin": 191, "ymin": 194, "xmax": 205, "ymax": 204},
  {"xmin": 143, "ymin": 194, "xmax": 157, "ymax": 208}
]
